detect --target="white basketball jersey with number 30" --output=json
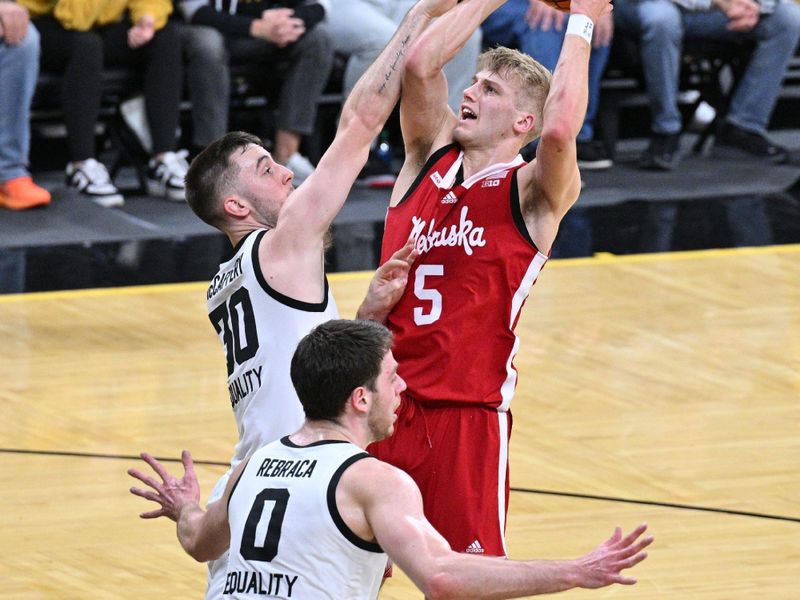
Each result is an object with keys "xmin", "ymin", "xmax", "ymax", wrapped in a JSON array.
[{"xmin": 206, "ymin": 229, "xmax": 339, "ymax": 470}]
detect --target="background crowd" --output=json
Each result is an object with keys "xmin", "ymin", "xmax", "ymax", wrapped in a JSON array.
[{"xmin": 1, "ymin": 0, "xmax": 798, "ymax": 264}]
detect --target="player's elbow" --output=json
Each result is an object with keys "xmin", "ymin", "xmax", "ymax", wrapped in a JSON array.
[
  {"xmin": 406, "ymin": 43, "xmax": 439, "ymax": 80},
  {"xmin": 422, "ymin": 571, "xmax": 463, "ymax": 600},
  {"xmin": 539, "ymin": 120, "xmax": 574, "ymax": 152},
  {"xmin": 179, "ymin": 535, "xmax": 225, "ymax": 564}
]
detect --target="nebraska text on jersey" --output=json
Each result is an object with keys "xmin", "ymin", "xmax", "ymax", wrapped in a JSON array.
[{"xmin": 410, "ymin": 205, "xmax": 487, "ymax": 256}]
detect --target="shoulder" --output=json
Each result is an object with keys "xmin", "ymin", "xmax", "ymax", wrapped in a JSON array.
[{"xmin": 341, "ymin": 455, "xmax": 421, "ymax": 505}]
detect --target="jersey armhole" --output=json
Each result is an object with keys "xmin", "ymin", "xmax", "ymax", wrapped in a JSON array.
[
  {"xmin": 510, "ymin": 169, "xmax": 541, "ymax": 253},
  {"xmin": 326, "ymin": 453, "xmax": 384, "ymax": 553},
  {"xmin": 226, "ymin": 461, "xmax": 248, "ymax": 513},
  {"xmin": 396, "ymin": 143, "xmax": 459, "ymax": 207},
  {"xmin": 251, "ymin": 230, "xmax": 332, "ymax": 312}
]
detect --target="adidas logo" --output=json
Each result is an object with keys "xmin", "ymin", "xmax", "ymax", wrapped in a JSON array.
[
  {"xmin": 465, "ymin": 540, "xmax": 484, "ymax": 554},
  {"xmin": 441, "ymin": 191, "xmax": 458, "ymax": 204}
]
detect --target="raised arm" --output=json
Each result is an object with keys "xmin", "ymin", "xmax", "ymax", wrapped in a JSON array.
[
  {"xmin": 394, "ymin": 0, "xmax": 508, "ymax": 199},
  {"xmin": 352, "ymin": 460, "xmax": 652, "ymax": 599},
  {"xmin": 272, "ymin": 0, "xmax": 457, "ymax": 251},
  {"xmin": 518, "ymin": 0, "xmax": 612, "ymax": 249},
  {"xmin": 128, "ymin": 451, "xmax": 245, "ymax": 563}
]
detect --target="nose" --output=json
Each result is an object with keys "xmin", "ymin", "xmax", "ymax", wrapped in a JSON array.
[
  {"xmin": 281, "ymin": 166, "xmax": 294, "ymax": 185},
  {"xmin": 397, "ymin": 375, "xmax": 407, "ymax": 394},
  {"xmin": 462, "ymin": 83, "xmax": 478, "ymax": 102}
]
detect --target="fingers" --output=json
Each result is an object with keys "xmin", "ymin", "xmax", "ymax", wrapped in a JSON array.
[
  {"xmin": 181, "ymin": 449, "xmax": 196, "ymax": 479},
  {"xmin": 139, "ymin": 508, "xmax": 168, "ymax": 519},
  {"xmin": 617, "ymin": 523, "xmax": 648, "ymax": 548},
  {"xmin": 140, "ymin": 452, "xmax": 172, "ymax": 482},
  {"xmin": 129, "ymin": 485, "xmax": 163, "ymax": 504},
  {"xmin": 612, "ymin": 574, "xmax": 638, "ymax": 586},
  {"xmin": 127, "ymin": 467, "xmax": 163, "ymax": 492}
]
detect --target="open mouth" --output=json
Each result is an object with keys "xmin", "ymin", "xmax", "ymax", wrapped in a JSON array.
[{"xmin": 460, "ymin": 106, "xmax": 477, "ymax": 121}]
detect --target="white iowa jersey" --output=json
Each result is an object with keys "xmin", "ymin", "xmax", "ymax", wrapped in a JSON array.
[
  {"xmin": 225, "ymin": 437, "xmax": 387, "ymax": 599},
  {"xmin": 207, "ymin": 229, "xmax": 339, "ymax": 468}
]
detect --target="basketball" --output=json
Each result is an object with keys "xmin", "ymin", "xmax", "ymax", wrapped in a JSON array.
[{"xmin": 540, "ymin": 0, "xmax": 571, "ymax": 11}]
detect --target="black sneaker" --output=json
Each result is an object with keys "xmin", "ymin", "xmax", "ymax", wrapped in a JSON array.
[
  {"xmin": 146, "ymin": 150, "xmax": 189, "ymax": 201},
  {"xmin": 576, "ymin": 140, "xmax": 613, "ymax": 170},
  {"xmin": 715, "ymin": 122, "xmax": 789, "ymax": 162},
  {"xmin": 65, "ymin": 159, "xmax": 125, "ymax": 207},
  {"xmin": 638, "ymin": 133, "xmax": 681, "ymax": 171}
]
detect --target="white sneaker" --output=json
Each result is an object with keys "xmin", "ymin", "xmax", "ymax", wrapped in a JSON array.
[
  {"xmin": 284, "ymin": 152, "xmax": 315, "ymax": 184},
  {"xmin": 65, "ymin": 159, "xmax": 125, "ymax": 207},
  {"xmin": 146, "ymin": 150, "xmax": 189, "ymax": 201}
]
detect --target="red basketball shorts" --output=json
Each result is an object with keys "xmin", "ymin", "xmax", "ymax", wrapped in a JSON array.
[{"xmin": 369, "ymin": 395, "xmax": 512, "ymax": 557}]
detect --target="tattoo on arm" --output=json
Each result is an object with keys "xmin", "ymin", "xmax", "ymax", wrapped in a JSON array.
[{"xmin": 378, "ymin": 33, "xmax": 411, "ymax": 93}]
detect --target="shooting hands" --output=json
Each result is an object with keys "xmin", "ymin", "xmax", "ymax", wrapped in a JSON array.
[{"xmin": 128, "ymin": 450, "xmax": 200, "ymax": 521}]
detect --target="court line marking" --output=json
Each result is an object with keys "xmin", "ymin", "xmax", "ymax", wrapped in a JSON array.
[
  {"xmin": 3, "ymin": 447, "xmax": 797, "ymax": 523},
  {"xmin": 510, "ymin": 487, "xmax": 800, "ymax": 524},
  {"xmin": 2, "ymin": 243, "xmax": 798, "ymax": 304}
]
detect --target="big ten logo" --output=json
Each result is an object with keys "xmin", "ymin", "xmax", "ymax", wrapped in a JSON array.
[{"xmin": 482, "ymin": 179, "xmax": 501, "ymax": 188}]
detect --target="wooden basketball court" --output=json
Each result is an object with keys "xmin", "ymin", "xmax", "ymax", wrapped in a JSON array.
[{"xmin": 1, "ymin": 244, "xmax": 798, "ymax": 598}]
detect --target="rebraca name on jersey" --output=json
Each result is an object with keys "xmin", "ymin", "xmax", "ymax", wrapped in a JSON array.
[
  {"xmin": 224, "ymin": 570, "xmax": 299, "ymax": 597},
  {"xmin": 256, "ymin": 457, "xmax": 318, "ymax": 479}
]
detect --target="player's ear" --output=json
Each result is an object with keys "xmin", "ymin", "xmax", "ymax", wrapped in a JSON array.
[
  {"xmin": 222, "ymin": 194, "xmax": 249, "ymax": 218},
  {"xmin": 349, "ymin": 386, "xmax": 370, "ymax": 415},
  {"xmin": 513, "ymin": 112, "xmax": 535, "ymax": 137}
]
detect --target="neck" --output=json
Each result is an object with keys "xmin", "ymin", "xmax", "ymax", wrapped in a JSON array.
[
  {"xmin": 461, "ymin": 144, "xmax": 521, "ymax": 180},
  {"xmin": 226, "ymin": 222, "xmax": 271, "ymax": 247},
  {"xmin": 290, "ymin": 419, "xmax": 367, "ymax": 449},
  {"xmin": 463, "ymin": 148, "xmax": 519, "ymax": 179}
]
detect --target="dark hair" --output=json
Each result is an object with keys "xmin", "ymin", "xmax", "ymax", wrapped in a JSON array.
[
  {"xmin": 290, "ymin": 320, "xmax": 393, "ymax": 421},
  {"xmin": 185, "ymin": 131, "xmax": 265, "ymax": 227}
]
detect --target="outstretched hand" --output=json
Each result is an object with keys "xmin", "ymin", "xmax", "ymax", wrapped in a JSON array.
[
  {"xmin": 128, "ymin": 450, "xmax": 200, "ymax": 521},
  {"xmin": 357, "ymin": 237, "xmax": 419, "ymax": 324},
  {"xmin": 574, "ymin": 523, "xmax": 653, "ymax": 588}
]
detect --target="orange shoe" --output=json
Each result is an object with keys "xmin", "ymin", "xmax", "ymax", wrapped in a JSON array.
[{"xmin": 0, "ymin": 176, "xmax": 52, "ymax": 210}]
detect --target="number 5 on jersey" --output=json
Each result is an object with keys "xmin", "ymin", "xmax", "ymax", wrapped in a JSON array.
[
  {"xmin": 413, "ymin": 264, "xmax": 443, "ymax": 326},
  {"xmin": 209, "ymin": 287, "xmax": 260, "ymax": 376}
]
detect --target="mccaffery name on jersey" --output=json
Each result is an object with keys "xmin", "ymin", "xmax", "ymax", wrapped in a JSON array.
[{"xmin": 207, "ymin": 255, "xmax": 244, "ymax": 301}]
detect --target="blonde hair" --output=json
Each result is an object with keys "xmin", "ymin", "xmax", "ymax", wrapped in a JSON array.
[{"xmin": 477, "ymin": 47, "xmax": 552, "ymax": 144}]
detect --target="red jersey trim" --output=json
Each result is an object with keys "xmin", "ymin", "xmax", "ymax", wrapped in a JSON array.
[{"xmin": 396, "ymin": 144, "xmax": 459, "ymax": 206}]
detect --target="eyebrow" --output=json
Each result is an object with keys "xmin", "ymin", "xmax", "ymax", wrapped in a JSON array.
[{"xmin": 255, "ymin": 154, "xmax": 272, "ymax": 172}]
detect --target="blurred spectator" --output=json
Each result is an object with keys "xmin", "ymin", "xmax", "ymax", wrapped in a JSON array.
[
  {"xmin": 174, "ymin": 16, "xmax": 229, "ymax": 157},
  {"xmin": 0, "ymin": 1, "xmax": 50, "ymax": 210},
  {"xmin": 614, "ymin": 0, "xmax": 800, "ymax": 171},
  {"xmin": 20, "ymin": 0, "xmax": 187, "ymax": 206},
  {"xmin": 179, "ymin": 0, "xmax": 333, "ymax": 182},
  {"xmin": 483, "ymin": 0, "xmax": 615, "ymax": 170}
]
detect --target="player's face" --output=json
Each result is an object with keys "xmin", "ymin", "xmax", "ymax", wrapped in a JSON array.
[
  {"xmin": 367, "ymin": 351, "xmax": 406, "ymax": 442},
  {"xmin": 231, "ymin": 145, "xmax": 295, "ymax": 225},
  {"xmin": 454, "ymin": 70, "xmax": 524, "ymax": 147}
]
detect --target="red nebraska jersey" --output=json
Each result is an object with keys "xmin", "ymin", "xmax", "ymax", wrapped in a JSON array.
[{"xmin": 382, "ymin": 144, "xmax": 549, "ymax": 410}]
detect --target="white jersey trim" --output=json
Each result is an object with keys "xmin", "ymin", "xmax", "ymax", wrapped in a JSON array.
[
  {"xmin": 499, "ymin": 251, "xmax": 548, "ymax": 412},
  {"xmin": 496, "ymin": 411, "xmax": 510, "ymax": 557}
]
